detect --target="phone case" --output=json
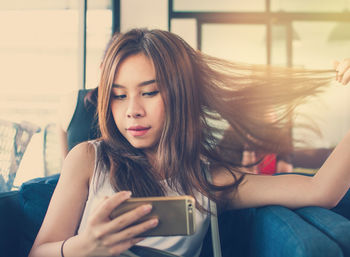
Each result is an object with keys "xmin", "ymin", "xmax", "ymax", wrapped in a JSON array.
[{"xmin": 109, "ymin": 195, "xmax": 196, "ymax": 236}]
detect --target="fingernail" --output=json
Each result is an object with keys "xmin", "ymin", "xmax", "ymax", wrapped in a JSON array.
[
  {"xmin": 150, "ymin": 218, "xmax": 158, "ymax": 226},
  {"xmin": 124, "ymin": 191, "xmax": 132, "ymax": 197},
  {"xmin": 142, "ymin": 204, "xmax": 152, "ymax": 213}
]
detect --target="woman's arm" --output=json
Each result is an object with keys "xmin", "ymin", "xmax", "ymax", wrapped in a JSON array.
[
  {"xmin": 214, "ymin": 130, "xmax": 350, "ymax": 210},
  {"xmin": 214, "ymin": 59, "xmax": 350, "ymax": 210},
  {"xmin": 29, "ymin": 142, "xmax": 94, "ymax": 257},
  {"xmin": 29, "ymin": 142, "xmax": 158, "ymax": 257}
]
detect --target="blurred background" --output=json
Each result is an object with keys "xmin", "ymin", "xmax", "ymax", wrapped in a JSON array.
[{"xmin": 0, "ymin": 0, "xmax": 350, "ymax": 187}]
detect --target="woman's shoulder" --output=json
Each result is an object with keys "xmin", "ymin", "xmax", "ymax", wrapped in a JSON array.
[
  {"xmin": 69, "ymin": 140, "xmax": 96, "ymax": 157},
  {"xmin": 61, "ymin": 141, "xmax": 97, "ymax": 182}
]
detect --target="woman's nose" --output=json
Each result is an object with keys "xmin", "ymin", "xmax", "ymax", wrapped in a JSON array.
[{"xmin": 126, "ymin": 99, "xmax": 145, "ymax": 118}]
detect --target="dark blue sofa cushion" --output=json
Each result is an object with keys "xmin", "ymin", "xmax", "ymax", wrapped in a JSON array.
[
  {"xmin": 297, "ymin": 206, "xmax": 350, "ymax": 256},
  {"xmin": 251, "ymin": 205, "xmax": 343, "ymax": 257},
  {"xmin": 11, "ymin": 172, "xmax": 350, "ymax": 257},
  {"xmin": 199, "ymin": 208, "xmax": 256, "ymax": 257},
  {"xmin": 18, "ymin": 174, "xmax": 59, "ymax": 257},
  {"xmin": 0, "ymin": 191, "xmax": 21, "ymax": 257}
]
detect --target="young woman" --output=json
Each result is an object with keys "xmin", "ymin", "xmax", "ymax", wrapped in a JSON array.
[{"xmin": 29, "ymin": 29, "xmax": 350, "ymax": 257}]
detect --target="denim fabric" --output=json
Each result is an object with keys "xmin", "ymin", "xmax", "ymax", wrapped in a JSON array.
[
  {"xmin": 297, "ymin": 207, "xmax": 350, "ymax": 257},
  {"xmin": 250, "ymin": 205, "xmax": 343, "ymax": 257},
  {"xmin": 275, "ymin": 172, "xmax": 350, "ymax": 256}
]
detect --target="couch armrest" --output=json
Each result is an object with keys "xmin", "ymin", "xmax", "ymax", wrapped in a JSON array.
[
  {"xmin": 0, "ymin": 191, "xmax": 22, "ymax": 257},
  {"xmin": 250, "ymin": 205, "xmax": 343, "ymax": 257},
  {"xmin": 297, "ymin": 206, "xmax": 350, "ymax": 256}
]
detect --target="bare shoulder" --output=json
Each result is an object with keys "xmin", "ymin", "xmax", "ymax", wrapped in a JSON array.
[
  {"xmin": 61, "ymin": 141, "xmax": 96, "ymax": 183},
  {"xmin": 31, "ymin": 142, "xmax": 97, "ymax": 247}
]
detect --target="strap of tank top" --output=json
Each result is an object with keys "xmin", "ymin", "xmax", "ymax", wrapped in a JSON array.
[{"xmin": 204, "ymin": 165, "xmax": 223, "ymax": 257}]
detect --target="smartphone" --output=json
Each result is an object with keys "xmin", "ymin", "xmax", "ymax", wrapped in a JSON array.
[{"xmin": 109, "ymin": 195, "xmax": 196, "ymax": 236}]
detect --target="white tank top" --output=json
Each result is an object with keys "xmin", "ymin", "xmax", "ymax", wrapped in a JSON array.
[{"xmin": 77, "ymin": 141, "xmax": 210, "ymax": 257}]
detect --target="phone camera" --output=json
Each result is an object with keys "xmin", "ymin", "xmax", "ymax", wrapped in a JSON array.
[{"xmin": 188, "ymin": 203, "xmax": 193, "ymax": 213}]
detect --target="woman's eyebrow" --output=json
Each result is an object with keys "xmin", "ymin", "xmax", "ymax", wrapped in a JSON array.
[
  {"xmin": 139, "ymin": 79, "xmax": 156, "ymax": 86},
  {"xmin": 112, "ymin": 79, "xmax": 156, "ymax": 88}
]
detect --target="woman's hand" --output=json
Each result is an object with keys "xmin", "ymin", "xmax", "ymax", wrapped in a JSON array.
[
  {"xmin": 77, "ymin": 191, "xmax": 158, "ymax": 257},
  {"xmin": 334, "ymin": 58, "xmax": 350, "ymax": 85}
]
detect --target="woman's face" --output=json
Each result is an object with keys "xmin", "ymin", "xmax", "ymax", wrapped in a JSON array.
[{"xmin": 110, "ymin": 53, "xmax": 165, "ymax": 150}]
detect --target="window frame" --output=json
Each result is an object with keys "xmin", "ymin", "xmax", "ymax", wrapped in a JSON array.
[{"xmin": 168, "ymin": 0, "xmax": 350, "ymax": 67}]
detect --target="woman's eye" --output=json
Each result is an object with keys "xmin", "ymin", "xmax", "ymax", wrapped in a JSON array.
[
  {"xmin": 111, "ymin": 94, "xmax": 126, "ymax": 100},
  {"xmin": 142, "ymin": 90, "xmax": 159, "ymax": 97}
]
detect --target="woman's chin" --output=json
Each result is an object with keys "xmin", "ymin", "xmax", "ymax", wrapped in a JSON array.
[
  {"xmin": 130, "ymin": 141, "xmax": 154, "ymax": 150},
  {"xmin": 130, "ymin": 141, "xmax": 159, "ymax": 153}
]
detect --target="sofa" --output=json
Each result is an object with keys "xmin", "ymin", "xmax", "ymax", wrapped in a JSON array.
[{"xmin": 1, "ymin": 174, "xmax": 350, "ymax": 257}]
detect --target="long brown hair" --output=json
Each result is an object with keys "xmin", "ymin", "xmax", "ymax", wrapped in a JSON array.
[{"xmin": 97, "ymin": 28, "xmax": 334, "ymax": 209}]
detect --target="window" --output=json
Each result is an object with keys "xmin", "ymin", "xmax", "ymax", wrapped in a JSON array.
[
  {"xmin": 202, "ymin": 24, "xmax": 266, "ymax": 64},
  {"xmin": 0, "ymin": 0, "xmax": 112, "ymax": 187},
  {"xmin": 170, "ymin": 0, "xmax": 350, "ymax": 148},
  {"xmin": 271, "ymin": 0, "xmax": 350, "ymax": 12},
  {"xmin": 174, "ymin": 0, "xmax": 265, "ymax": 12}
]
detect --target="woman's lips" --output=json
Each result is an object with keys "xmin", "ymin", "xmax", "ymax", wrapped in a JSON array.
[{"xmin": 127, "ymin": 126, "xmax": 150, "ymax": 137}]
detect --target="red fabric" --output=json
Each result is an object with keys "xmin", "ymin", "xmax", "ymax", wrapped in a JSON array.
[{"xmin": 258, "ymin": 154, "xmax": 277, "ymax": 175}]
